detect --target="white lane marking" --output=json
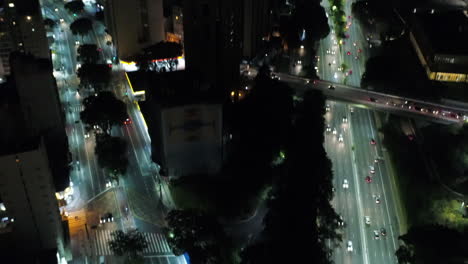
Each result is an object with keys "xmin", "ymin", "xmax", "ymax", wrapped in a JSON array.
[
  {"xmin": 348, "ymin": 107, "xmax": 370, "ymax": 264},
  {"xmin": 366, "ymin": 111, "xmax": 398, "ymax": 252}
]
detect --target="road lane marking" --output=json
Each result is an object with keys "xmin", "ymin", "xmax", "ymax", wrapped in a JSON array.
[{"xmin": 348, "ymin": 106, "xmax": 370, "ymax": 264}]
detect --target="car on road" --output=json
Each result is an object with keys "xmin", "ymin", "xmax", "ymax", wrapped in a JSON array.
[
  {"xmin": 328, "ymin": 85, "xmax": 335, "ymax": 90},
  {"xmin": 326, "ymin": 125, "xmax": 332, "ymax": 132},
  {"xmin": 365, "ymin": 216, "xmax": 371, "ymax": 225},
  {"xmin": 346, "ymin": 51, "xmax": 351, "ymax": 55},
  {"xmin": 84, "ymin": 132, "xmax": 90, "ymax": 138},
  {"xmin": 370, "ymin": 138, "xmax": 376, "ymax": 145},
  {"xmin": 380, "ymin": 228, "xmax": 387, "ymax": 236},
  {"xmin": 347, "ymin": 241, "xmax": 353, "ymax": 252},
  {"xmin": 123, "ymin": 117, "xmax": 132, "ymax": 125},
  {"xmin": 100, "ymin": 213, "xmax": 113, "ymax": 224},
  {"xmin": 333, "ymin": 128, "xmax": 337, "ymax": 135},
  {"xmin": 375, "ymin": 196, "xmax": 381, "ymax": 204},
  {"xmin": 343, "ymin": 179, "xmax": 349, "ymax": 189},
  {"xmin": 369, "ymin": 165, "xmax": 375, "ymax": 174},
  {"xmin": 365, "ymin": 176, "xmax": 372, "ymax": 183},
  {"xmin": 338, "ymin": 134, "xmax": 344, "ymax": 142},
  {"xmin": 350, "ymin": 107, "xmax": 354, "ymax": 113},
  {"xmin": 374, "ymin": 230, "xmax": 380, "ymax": 240},
  {"xmin": 326, "ymin": 104, "xmax": 330, "ymax": 112},
  {"xmin": 338, "ymin": 215, "xmax": 345, "ymax": 226},
  {"xmin": 369, "ymin": 97, "xmax": 377, "ymax": 102},
  {"xmin": 342, "ymin": 116, "xmax": 348, "ymax": 123}
]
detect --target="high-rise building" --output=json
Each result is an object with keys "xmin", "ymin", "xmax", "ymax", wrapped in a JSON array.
[
  {"xmin": 10, "ymin": 53, "xmax": 65, "ymax": 137},
  {"xmin": 182, "ymin": 0, "xmax": 242, "ymax": 99},
  {"xmin": 0, "ymin": 0, "xmax": 50, "ymax": 79},
  {"xmin": 0, "ymin": 138, "xmax": 67, "ymax": 263},
  {"xmin": 103, "ymin": 0, "xmax": 165, "ymax": 60},
  {"xmin": 242, "ymin": 0, "xmax": 273, "ymax": 59}
]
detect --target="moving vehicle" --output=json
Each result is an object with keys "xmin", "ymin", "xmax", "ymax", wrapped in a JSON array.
[
  {"xmin": 365, "ymin": 216, "xmax": 371, "ymax": 225},
  {"xmin": 338, "ymin": 134, "xmax": 344, "ymax": 142},
  {"xmin": 347, "ymin": 241, "xmax": 353, "ymax": 252},
  {"xmin": 370, "ymin": 139, "xmax": 376, "ymax": 145},
  {"xmin": 328, "ymin": 85, "xmax": 335, "ymax": 90},
  {"xmin": 343, "ymin": 179, "xmax": 349, "ymax": 189},
  {"xmin": 374, "ymin": 230, "xmax": 380, "ymax": 240},
  {"xmin": 365, "ymin": 176, "xmax": 372, "ymax": 183}
]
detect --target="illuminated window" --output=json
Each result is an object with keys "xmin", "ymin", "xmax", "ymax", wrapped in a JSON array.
[
  {"xmin": 8, "ymin": 3, "xmax": 14, "ymax": 7},
  {"xmin": 26, "ymin": 16, "xmax": 31, "ymax": 21}
]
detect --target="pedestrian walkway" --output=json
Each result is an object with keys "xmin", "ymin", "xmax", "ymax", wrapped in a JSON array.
[
  {"xmin": 92, "ymin": 230, "xmax": 172, "ymax": 256},
  {"xmin": 70, "ymin": 104, "xmax": 84, "ymax": 112}
]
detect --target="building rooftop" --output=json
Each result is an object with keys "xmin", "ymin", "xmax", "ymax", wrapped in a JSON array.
[
  {"xmin": 127, "ymin": 69, "xmax": 222, "ymax": 107},
  {"xmin": 416, "ymin": 10, "xmax": 468, "ymax": 55}
]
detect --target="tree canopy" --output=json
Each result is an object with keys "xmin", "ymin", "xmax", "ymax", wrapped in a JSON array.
[
  {"xmin": 64, "ymin": 0, "xmax": 84, "ymax": 14},
  {"xmin": 165, "ymin": 210, "xmax": 231, "ymax": 264},
  {"xmin": 396, "ymin": 224, "xmax": 468, "ymax": 264},
  {"xmin": 95, "ymin": 135, "xmax": 128, "ymax": 178},
  {"xmin": 109, "ymin": 229, "xmax": 148, "ymax": 259},
  {"xmin": 76, "ymin": 63, "xmax": 111, "ymax": 90},
  {"xmin": 240, "ymin": 90, "xmax": 341, "ymax": 263},
  {"xmin": 80, "ymin": 91, "xmax": 128, "ymax": 134},
  {"xmin": 43, "ymin": 18, "xmax": 56, "ymax": 29},
  {"xmin": 70, "ymin": 17, "xmax": 93, "ymax": 37},
  {"xmin": 77, "ymin": 44, "xmax": 100, "ymax": 64}
]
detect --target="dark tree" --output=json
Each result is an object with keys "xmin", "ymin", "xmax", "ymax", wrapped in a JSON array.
[
  {"xmin": 76, "ymin": 63, "xmax": 111, "ymax": 90},
  {"xmin": 77, "ymin": 44, "xmax": 100, "ymax": 64},
  {"xmin": 109, "ymin": 229, "xmax": 147, "ymax": 259},
  {"xmin": 165, "ymin": 210, "xmax": 229, "ymax": 264},
  {"xmin": 64, "ymin": 0, "xmax": 84, "ymax": 14},
  {"xmin": 95, "ymin": 135, "xmax": 128, "ymax": 178},
  {"xmin": 241, "ymin": 90, "xmax": 341, "ymax": 264},
  {"xmin": 396, "ymin": 224, "xmax": 468, "ymax": 264},
  {"xmin": 70, "ymin": 17, "xmax": 93, "ymax": 37},
  {"xmin": 80, "ymin": 91, "xmax": 128, "ymax": 134},
  {"xmin": 44, "ymin": 18, "xmax": 56, "ymax": 28}
]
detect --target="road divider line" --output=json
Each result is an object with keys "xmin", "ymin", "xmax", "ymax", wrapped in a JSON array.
[{"xmin": 348, "ymin": 107, "xmax": 370, "ymax": 264}]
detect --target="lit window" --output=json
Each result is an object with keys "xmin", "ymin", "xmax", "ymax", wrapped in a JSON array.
[
  {"xmin": 8, "ymin": 3, "xmax": 14, "ymax": 7},
  {"xmin": 12, "ymin": 21, "xmax": 15, "ymax": 25},
  {"xmin": 31, "ymin": 28, "xmax": 35, "ymax": 32},
  {"xmin": 26, "ymin": 16, "xmax": 31, "ymax": 21}
]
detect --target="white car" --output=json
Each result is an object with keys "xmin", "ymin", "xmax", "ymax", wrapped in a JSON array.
[
  {"xmin": 326, "ymin": 104, "xmax": 331, "ymax": 112},
  {"xmin": 374, "ymin": 230, "xmax": 380, "ymax": 240},
  {"xmin": 333, "ymin": 128, "xmax": 337, "ymax": 135},
  {"xmin": 365, "ymin": 216, "xmax": 371, "ymax": 225},
  {"xmin": 375, "ymin": 196, "xmax": 381, "ymax": 204},
  {"xmin": 343, "ymin": 179, "xmax": 349, "ymax": 189},
  {"xmin": 369, "ymin": 165, "xmax": 375, "ymax": 174},
  {"xmin": 342, "ymin": 116, "xmax": 348, "ymax": 123},
  {"xmin": 347, "ymin": 241, "xmax": 353, "ymax": 252},
  {"xmin": 326, "ymin": 125, "xmax": 332, "ymax": 132},
  {"xmin": 338, "ymin": 134, "xmax": 343, "ymax": 142}
]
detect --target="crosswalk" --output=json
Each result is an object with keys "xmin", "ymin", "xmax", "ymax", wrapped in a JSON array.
[
  {"xmin": 69, "ymin": 105, "xmax": 84, "ymax": 112},
  {"xmin": 93, "ymin": 229, "xmax": 173, "ymax": 256}
]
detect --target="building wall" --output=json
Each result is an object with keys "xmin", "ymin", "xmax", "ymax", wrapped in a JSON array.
[
  {"xmin": 242, "ymin": 0, "xmax": 272, "ymax": 59},
  {"xmin": 11, "ymin": 54, "xmax": 65, "ymax": 137},
  {"xmin": 105, "ymin": 0, "xmax": 164, "ymax": 60},
  {"xmin": 183, "ymin": 0, "xmax": 241, "ymax": 97},
  {"xmin": 0, "ymin": 0, "xmax": 50, "ymax": 78},
  {"xmin": 0, "ymin": 140, "xmax": 64, "ymax": 252},
  {"xmin": 158, "ymin": 104, "xmax": 222, "ymax": 176}
]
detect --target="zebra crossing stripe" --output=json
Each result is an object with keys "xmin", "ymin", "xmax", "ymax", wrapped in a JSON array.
[
  {"xmin": 156, "ymin": 233, "xmax": 164, "ymax": 252},
  {"xmin": 148, "ymin": 233, "xmax": 157, "ymax": 253},
  {"xmin": 160, "ymin": 234, "xmax": 171, "ymax": 253},
  {"xmin": 143, "ymin": 233, "xmax": 152, "ymax": 253}
]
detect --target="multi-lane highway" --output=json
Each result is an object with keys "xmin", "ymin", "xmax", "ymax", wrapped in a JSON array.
[
  {"xmin": 312, "ymin": 1, "xmax": 406, "ymax": 263},
  {"xmin": 41, "ymin": 1, "xmax": 183, "ymax": 263}
]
